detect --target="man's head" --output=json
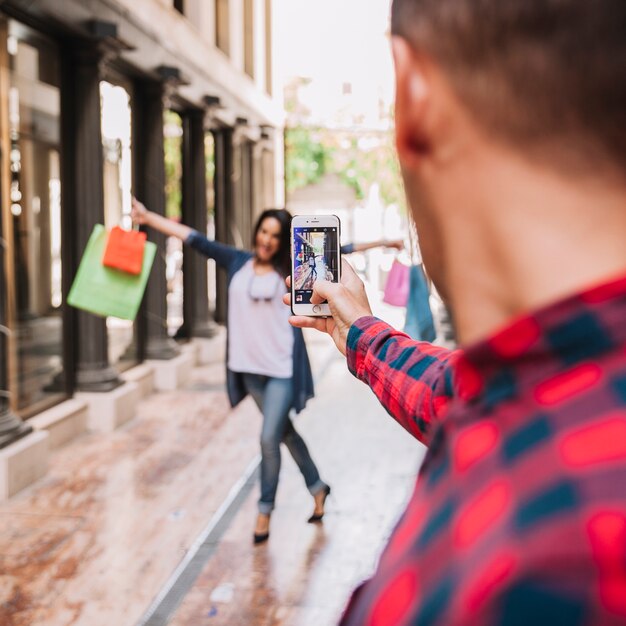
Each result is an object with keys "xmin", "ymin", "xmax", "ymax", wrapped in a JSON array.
[{"xmin": 390, "ymin": 0, "xmax": 626, "ymax": 301}]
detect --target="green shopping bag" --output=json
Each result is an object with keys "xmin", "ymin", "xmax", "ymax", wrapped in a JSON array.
[{"xmin": 67, "ymin": 224, "xmax": 157, "ymax": 320}]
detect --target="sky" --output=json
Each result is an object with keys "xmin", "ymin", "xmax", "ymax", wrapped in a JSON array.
[{"xmin": 275, "ymin": 0, "xmax": 395, "ymax": 126}]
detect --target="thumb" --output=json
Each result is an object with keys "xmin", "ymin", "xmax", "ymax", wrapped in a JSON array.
[
  {"xmin": 311, "ymin": 279, "xmax": 341, "ymax": 304},
  {"xmin": 340, "ymin": 259, "xmax": 361, "ymax": 287}
]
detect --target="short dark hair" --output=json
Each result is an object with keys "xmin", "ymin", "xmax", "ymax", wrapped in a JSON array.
[
  {"xmin": 252, "ymin": 208, "xmax": 292, "ymax": 277},
  {"xmin": 391, "ymin": 0, "xmax": 626, "ymax": 176}
]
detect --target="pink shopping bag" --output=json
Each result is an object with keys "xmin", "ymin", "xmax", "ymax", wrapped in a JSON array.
[{"xmin": 383, "ymin": 259, "xmax": 410, "ymax": 307}]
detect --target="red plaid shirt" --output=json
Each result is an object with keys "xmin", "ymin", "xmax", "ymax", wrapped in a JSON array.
[{"xmin": 341, "ymin": 273, "xmax": 626, "ymax": 626}]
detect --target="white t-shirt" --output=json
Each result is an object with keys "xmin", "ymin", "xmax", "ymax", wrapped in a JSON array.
[{"xmin": 227, "ymin": 260, "xmax": 294, "ymax": 378}]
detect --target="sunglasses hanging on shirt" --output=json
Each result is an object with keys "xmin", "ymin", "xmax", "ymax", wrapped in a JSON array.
[{"xmin": 247, "ymin": 272, "xmax": 283, "ymax": 302}]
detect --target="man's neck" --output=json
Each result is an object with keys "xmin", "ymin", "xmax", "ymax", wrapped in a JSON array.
[{"xmin": 440, "ymin": 151, "xmax": 626, "ymax": 346}]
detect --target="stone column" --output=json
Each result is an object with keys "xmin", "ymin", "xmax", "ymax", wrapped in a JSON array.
[
  {"xmin": 180, "ymin": 109, "xmax": 217, "ymax": 338},
  {"xmin": 239, "ymin": 137, "xmax": 254, "ymax": 245},
  {"xmin": 258, "ymin": 127, "xmax": 276, "ymax": 210},
  {"xmin": 211, "ymin": 127, "xmax": 234, "ymax": 324},
  {"xmin": 133, "ymin": 78, "xmax": 180, "ymax": 359},
  {"xmin": 66, "ymin": 43, "xmax": 121, "ymax": 391}
]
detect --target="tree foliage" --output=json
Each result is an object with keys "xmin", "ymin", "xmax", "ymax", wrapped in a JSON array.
[
  {"xmin": 164, "ymin": 110, "xmax": 183, "ymax": 220},
  {"xmin": 285, "ymin": 125, "xmax": 405, "ymax": 211},
  {"xmin": 284, "ymin": 127, "xmax": 328, "ymax": 193}
]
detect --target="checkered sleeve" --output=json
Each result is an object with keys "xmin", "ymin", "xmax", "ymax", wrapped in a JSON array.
[{"xmin": 346, "ymin": 316, "xmax": 458, "ymax": 446}]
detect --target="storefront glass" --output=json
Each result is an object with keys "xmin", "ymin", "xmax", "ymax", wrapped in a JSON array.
[{"xmin": 3, "ymin": 19, "xmax": 65, "ymax": 414}]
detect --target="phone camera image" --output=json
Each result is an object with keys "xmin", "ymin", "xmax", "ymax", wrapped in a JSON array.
[{"xmin": 292, "ymin": 225, "xmax": 339, "ymax": 305}]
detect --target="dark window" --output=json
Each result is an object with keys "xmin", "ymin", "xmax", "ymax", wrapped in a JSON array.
[{"xmin": 5, "ymin": 20, "xmax": 66, "ymax": 414}]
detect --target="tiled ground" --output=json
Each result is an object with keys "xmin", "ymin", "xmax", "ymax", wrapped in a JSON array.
[
  {"xmin": 168, "ymin": 352, "xmax": 424, "ymax": 626},
  {"xmin": 0, "ymin": 298, "xmax": 424, "ymax": 626},
  {"xmin": 0, "ymin": 346, "xmax": 261, "ymax": 626}
]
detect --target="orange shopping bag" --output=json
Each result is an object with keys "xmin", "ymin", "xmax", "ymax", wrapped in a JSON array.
[{"xmin": 102, "ymin": 226, "xmax": 147, "ymax": 275}]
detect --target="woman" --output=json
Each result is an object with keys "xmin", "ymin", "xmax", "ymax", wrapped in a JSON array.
[
  {"xmin": 131, "ymin": 199, "xmax": 330, "ymax": 544},
  {"xmin": 308, "ymin": 252, "xmax": 318, "ymax": 281}
]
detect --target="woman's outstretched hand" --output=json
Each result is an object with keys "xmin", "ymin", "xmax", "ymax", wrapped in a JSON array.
[
  {"xmin": 131, "ymin": 197, "xmax": 192, "ymax": 241},
  {"xmin": 385, "ymin": 238, "xmax": 405, "ymax": 251},
  {"xmin": 131, "ymin": 197, "xmax": 149, "ymax": 226},
  {"xmin": 284, "ymin": 259, "xmax": 373, "ymax": 356}
]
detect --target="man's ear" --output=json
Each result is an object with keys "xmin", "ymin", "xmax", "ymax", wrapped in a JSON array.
[{"xmin": 391, "ymin": 36, "xmax": 431, "ymax": 170}]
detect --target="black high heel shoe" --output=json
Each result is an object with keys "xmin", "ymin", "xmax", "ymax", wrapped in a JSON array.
[
  {"xmin": 253, "ymin": 531, "xmax": 269, "ymax": 545},
  {"xmin": 308, "ymin": 485, "xmax": 331, "ymax": 523}
]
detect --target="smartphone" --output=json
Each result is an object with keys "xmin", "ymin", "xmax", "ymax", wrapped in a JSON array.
[{"xmin": 291, "ymin": 214, "xmax": 341, "ymax": 316}]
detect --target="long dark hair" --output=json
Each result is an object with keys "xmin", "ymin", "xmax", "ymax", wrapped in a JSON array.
[{"xmin": 252, "ymin": 208, "xmax": 291, "ymax": 277}]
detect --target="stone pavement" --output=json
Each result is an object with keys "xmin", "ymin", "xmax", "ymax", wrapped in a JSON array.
[
  {"xmin": 163, "ymin": 342, "xmax": 425, "ymax": 626},
  {"xmin": 0, "ymin": 296, "xmax": 428, "ymax": 626}
]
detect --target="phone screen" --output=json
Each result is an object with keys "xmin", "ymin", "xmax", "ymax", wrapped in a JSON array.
[{"xmin": 293, "ymin": 226, "xmax": 340, "ymax": 304}]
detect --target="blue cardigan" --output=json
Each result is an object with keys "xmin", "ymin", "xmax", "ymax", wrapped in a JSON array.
[{"xmin": 186, "ymin": 230, "xmax": 315, "ymax": 413}]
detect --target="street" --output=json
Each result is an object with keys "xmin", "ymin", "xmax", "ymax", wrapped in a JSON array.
[{"xmin": 0, "ymin": 322, "xmax": 424, "ymax": 626}]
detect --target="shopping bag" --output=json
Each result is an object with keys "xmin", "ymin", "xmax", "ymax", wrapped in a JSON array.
[
  {"xmin": 102, "ymin": 226, "xmax": 147, "ymax": 275},
  {"xmin": 404, "ymin": 264, "xmax": 436, "ymax": 342},
  {"xmin": 382, "ymin": 259, "xmax": 410, "ymax": 307},
  {"xmin": 67, "ymin": 224, "xmax": 156, "ymax": 320}
]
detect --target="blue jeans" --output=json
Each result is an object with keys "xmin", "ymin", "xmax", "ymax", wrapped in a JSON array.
[{"xmin": 241, "ymin": 373, "xmax": 326, "ymax": 514}]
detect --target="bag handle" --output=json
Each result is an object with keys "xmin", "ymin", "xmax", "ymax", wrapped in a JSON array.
[{"xmin": 114, "ymin": 210, "xmax": 141, "ymax": 233}]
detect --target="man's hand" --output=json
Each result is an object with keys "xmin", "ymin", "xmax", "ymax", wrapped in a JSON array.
[{"xmin": 283, "ymin": 259, "xmax": 373, "ymax": 356}]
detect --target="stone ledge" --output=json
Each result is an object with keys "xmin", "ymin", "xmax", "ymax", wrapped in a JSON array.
[
  {"xmin": 29, "ymin": 399, "xmax": 88, "ymax": 450},
  {"xmin": 76, "ymin": 381, "xmax": 141, "ymax": 433},
  {"xmin": 147, "ymin": 352, "xmax": 195, "ymax": 391},
  {"xmin": 180, "ymin": 341, "xmax": 199, "ymax": 367},
  {"xmin": 0, "ymin": 430, "xmax": 49, "ymax": 500},
  {"xmin": 121, "ymin": 363, "xmax": 155, "ymax": 398}
]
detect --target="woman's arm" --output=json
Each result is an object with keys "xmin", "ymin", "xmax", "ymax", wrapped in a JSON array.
[
  {"xmin": 131, "ymin": 197, "xmax": 192, "ymax": 241},
  {"xmin": 132, "ymin": 197, "xmax": 242, "ymax": 269},
  {"xmin": 341, "ymin": 239, "xmax": 404, "ymax": 255}
]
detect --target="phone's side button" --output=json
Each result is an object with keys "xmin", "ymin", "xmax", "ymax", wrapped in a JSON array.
[{"xmin": 312, "ymin": 305, "xmax": 321, "ymax": 314}]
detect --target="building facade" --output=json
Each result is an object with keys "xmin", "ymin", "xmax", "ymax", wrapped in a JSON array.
[{"xmin": 0, "ymin": 0, "xmax": 284, "ymax": 472}]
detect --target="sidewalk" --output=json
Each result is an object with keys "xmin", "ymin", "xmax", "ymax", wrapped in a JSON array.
[
  {"xmin": 0, "ymin": 296, "xmax": 425, "ymax": 626},
  {"xmin": 163, "ymin": 340, "xmax": 424, "ymax": 626}
]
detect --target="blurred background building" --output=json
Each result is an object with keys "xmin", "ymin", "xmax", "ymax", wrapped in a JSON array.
[
  {"xmin": 0, "ymin": 0, "xmax": 283, "ymax": 465},
  {"xmin": 280, "ymin": 0, "xmax": 408, "ymax": 293},
  {"xmin": 0, "ymin": 3, "xmax": 451, "ymax": 623},
  {"xmin": 0, "ymin": 0, "xmax": 424, "ymax": 502}
]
